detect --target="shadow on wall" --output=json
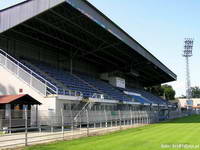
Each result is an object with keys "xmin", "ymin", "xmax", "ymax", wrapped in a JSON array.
[
  {"xmin": 8, "ymin": 85, "xmax": 17, "ymax": 95},
  {"xmin": 0, "ymin": 83, "xmax": 17, "ymax": 95},
  {"xmin": 0, "ymin": 84, "xmax": 6, "ymax": 95}
]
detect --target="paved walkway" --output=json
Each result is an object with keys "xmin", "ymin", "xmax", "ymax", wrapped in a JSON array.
[{"xmin": 0, "ymin": 124, "xmax": 146, "ymax": 149}]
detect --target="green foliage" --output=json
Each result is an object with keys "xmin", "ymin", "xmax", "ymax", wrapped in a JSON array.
[
  {"xmin": 152, "ymin": 85, "xmax": 164, "ymax": 96},
  {"xmin": 191, "ymin": 86, "xmax": 200, "ymax": 98},
  {"xmin": 162, "ymin": 84, "xmax": 176, "ymax": 100},
  {"xmin": 145, "ymin": 85, "xmax": 164, "ymax": 96},
  {"xmin": 146, "ymin": 84, "xmax": 176, "ymax": 100},
  {"xmin": 24, "ymin": 115, "xmax": 200, "ymax": 150}
]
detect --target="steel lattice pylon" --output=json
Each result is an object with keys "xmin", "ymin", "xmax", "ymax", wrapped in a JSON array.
[{"xmin": 183, "ymin": 38, "xmax": 193, "ymax": 108}]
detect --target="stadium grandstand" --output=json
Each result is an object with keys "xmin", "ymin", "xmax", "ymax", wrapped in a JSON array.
[{"xmin": 0, "ymin": 0, "xmax": 177, "ymax": 124}]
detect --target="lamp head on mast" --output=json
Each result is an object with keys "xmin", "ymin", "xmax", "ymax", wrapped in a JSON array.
[{"xmin": 183, "ymin": 38, "xmax": 193, "ymax": 57}]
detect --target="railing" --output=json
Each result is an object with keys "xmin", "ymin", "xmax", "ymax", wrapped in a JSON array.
[
  {"xmin": 91, "ymin": 93, "xmax": 103, "ymax": 99},
  {"xmin": 59, "ymin": 89, "xmax": 83, "ymax": 97},
  {"xmin": 0, "ymin": 109, "xmax": 159, "ymax": 149},
  {"xmin": 72, "ymin": 73, "xmax": 114, "ymax": 100},
  {"xmin": 21, "ymin": 59, "xmax": 83, "ymax": 97},
  {"xmin": 0, "ymin": 49, "xmax": 58, "ymax": 96}
]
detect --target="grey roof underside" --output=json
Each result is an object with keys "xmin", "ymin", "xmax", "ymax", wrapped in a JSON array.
[
  {"xmin": 0, "ymin": 0, "xmax": 177, "ymax": 81},
  {"xmin": 0, "ymin": 0, "xmax": 65, "ymax": 33}
]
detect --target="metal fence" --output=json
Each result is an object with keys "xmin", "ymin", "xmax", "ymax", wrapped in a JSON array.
[
  {"xmin": 0, "ymin": 109, "xmax": 197, "ymax": 149},
  {"xmin": 0, "ymin": 49, "xmax": 58, "ymax": 95},
  {"xmin": 0, "ymin": 109, "xmax": 159, "ymax": 149}
]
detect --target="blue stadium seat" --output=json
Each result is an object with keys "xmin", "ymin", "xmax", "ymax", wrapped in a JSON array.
[
  {"xmin": 122, "ymin": 88, "xmax": 167, "ymax": 105},
  {"xmin": 20, "ymin": 59, "xmax": 166, "ymax": 104},
  {"xmin": 75, "ymin": 73, "xmax": 132, "ymax": 102}
]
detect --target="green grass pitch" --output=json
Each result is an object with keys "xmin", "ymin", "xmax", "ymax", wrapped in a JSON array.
[{"xmin": 24, "ymin": 115, "xmax": 200, "ymax": 150}]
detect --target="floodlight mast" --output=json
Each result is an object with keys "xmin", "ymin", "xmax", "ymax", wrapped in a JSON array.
[{"xmin": 183, "ymin": 38, "xmax": 193, "ymax": 108}]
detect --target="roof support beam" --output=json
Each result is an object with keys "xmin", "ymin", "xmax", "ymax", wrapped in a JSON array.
[
  {"xmin": 21, "ymin": 22, "xmax": 89, "ymax": 54},
  {"xmin": 79, "ymin": 42, "xmax": 120, "ymax": 57},
  {"xmin": 50, "ymin": 8, "xmax": 132, "ymax": 59},
  {"xmin": 10, "ymin": 29, "xmax": 68, "ymax": 52},
  {"xmin": 36, "ymin": 15, "xmax": 96, "ymax": 49},
  {"xmin": 33, "ymin": 18, "xmax": 121, "ymax": 66}
]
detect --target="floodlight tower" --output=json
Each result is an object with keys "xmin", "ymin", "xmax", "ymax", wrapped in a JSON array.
[{"xmin": 183, "ymin": 38, "xmax": 193, "ymax": 108}]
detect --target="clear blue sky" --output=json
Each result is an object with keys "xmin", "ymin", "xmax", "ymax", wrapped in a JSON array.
[
  {"xmin": 88, "ymin": 0, "xmax": 200, "ymax": 97},
  {"xmin": 1, "ymin": 0, "xmax": 200, "ymax": 97}
]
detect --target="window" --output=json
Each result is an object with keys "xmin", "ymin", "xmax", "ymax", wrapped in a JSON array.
[{"xmin": 186, "ymin": 100, "xmax": 193, "ymax": 105}]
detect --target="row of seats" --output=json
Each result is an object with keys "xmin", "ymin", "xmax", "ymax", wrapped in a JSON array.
[
  {"xmin": 124, "ymin": 88, "xmax": 167, "ymax": 105},
  {"xmin": 21, "ymin": 59, "xmax": 168, "ymax": 105},
  {"xmin": 75, "ymin": 73, "xmax": 132, "ymax": 101},
  {"xmin": 24, "ymin": 60, "xmax": 102, "ymax": 97},
  {"xmin": 131, "ymin": 95, "xmax": 151, "ymax": 104},
  {"xmin": 20, "ymin": 60, "xmax": 64, "ymax": 95}
]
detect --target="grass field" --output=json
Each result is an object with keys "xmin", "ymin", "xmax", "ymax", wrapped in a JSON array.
[{"xmin": 24, "ymin": 115, "xmax": 200, "ymax": 150}]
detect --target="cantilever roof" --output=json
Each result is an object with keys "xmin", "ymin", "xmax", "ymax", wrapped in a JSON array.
[{"xmin": 0, "ymin": 0, "xmax": 177, "ymax": 85}]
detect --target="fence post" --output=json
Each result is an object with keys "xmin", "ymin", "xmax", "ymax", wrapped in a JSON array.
[
  {"xmin": 61, "ymin": 109, "xmax": 64, "ymax": 140},
  {"xmin": 123, "ymin": 111, "xmax": 125, "ymax": 126},
  {"xmin": 149, "ymin": 112, "xmax": 151, "ymax": 124},
  {"xmin": 149, "ymin": 111, "xmax": 152, "ymax": 124},
  {"xmin": 79, "ymin": 115, "xmax": 82, "ymax": 129},
  {"xmin": 9, "ymin": 108, "xmax": 12, "ymax": 134},
  {"xmin": 104, "ymin": 109, "xmax": 107, "ymax": 128},
  {"xmin": 35, "ymin": 105, "xmax": 41, "ymax": 132},
  {"xmin": 100, "ymin": 111, "xmax": 102, "ymax": 128},
  {"xmin": 51, "ymin": 116, "xmax": 53, "ymax": 133},
  {"xmin": 94, "ymin": 111, "xmax": 96, "ymax": 128},
  {"xmin": 141, "ymin": 112, "xmax": 144, "ymax": 125},
  {"xmin": 130, "ymin": 109, "xmax": 133, "ymax": 126},
  {"xmin": 86, "ymin": 109, "xmax": 89, "ymax": 136},
  {"xmin": 110, "ymin": 111, "xmax": 113, "ymax": 127},
  {"xmin": 25, "ymin": 105, "xmax": 28, "ymax": 146},
  {"xmin": 149, "ymin": 111, "xmax": 151, "ymax": 124},
  {"xmin": 135, "ymin": 111, "xmax": 138, "ymax": 125},
  {"xmin": 118, "ymin": 110, "xmax": 121, "ymax": 130},
  {"xmin": 133, "ymin": 111, "xmax": 135, "ymax": 125},
  {"xmin": 70, "ymin": 109, "xmax": 74, "ymax": 139},
  {"xmin": 39, "ymin": 118, "xmax": 41, "ymax": 133},
  {"xmin": 140, "ymin": 111, "xmax": 142, "ymax": 125},
  {"xmin": 115, "ymin": 111, "xmax": 117, "ymax": 126}
]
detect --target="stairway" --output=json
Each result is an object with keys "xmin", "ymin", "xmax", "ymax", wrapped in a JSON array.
[{"xmin": 0, "ymin": 49, "xmax": 58, "ymax": 96}]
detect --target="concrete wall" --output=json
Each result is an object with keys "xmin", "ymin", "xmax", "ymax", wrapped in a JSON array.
[
  {"xmin": 0, "ymin": 65, "xmax": 56, "ymax": 111},
  {"xmin": 178, "ymin": 98, "xmax": 200, "ymax": 108}
]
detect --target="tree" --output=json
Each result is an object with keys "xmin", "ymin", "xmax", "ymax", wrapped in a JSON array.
[
  {"xmin": 145, "ymin": 85, "xmax": 164, "ymax": 96},
  {"xmin": 146, "ymin": 84, "xmax": 176, "ymax": 100},
  {"xmin": 162, "ymin": 84, "xmax": 176, "ymax": 100},
  {"xmin": 191, "ymin": 86, "xmax": 200, "ymax": 98}
]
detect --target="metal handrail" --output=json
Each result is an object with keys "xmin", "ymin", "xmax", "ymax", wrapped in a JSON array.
[
  {"xmin": 21, "ymin": 59, "xmax": 83, "ymax": 97},
  {"xmin": 0, "ymin": 49, "xmax": 58, "ymax": 95}
]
